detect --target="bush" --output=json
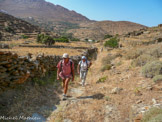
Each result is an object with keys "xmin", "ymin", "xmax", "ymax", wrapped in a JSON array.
[
  {"xmin": 54, "ymin": 36, "xmax": 69, "ymax": 43},
  {"xmin": 124, "ymin": 49, "xmax": 144, "ymax": 60},
  {"xmin": 37, "ymin": 34, "xmax": 55, "ymax": 46},
  {"xmin": 141, "ymin": 61, "xmax": 162, "ymax": 78},
  {"xmin": 101, "ymin": 64, "xmax": 111, "ymax": 72},
  {"xmin": 131, "ymin": 54, "xmax": 157, "ymax": 67},
  {"xmin": 96, "ymin": 76, "xmax": 107, "ymax": 83},
  {"xmin": 141, "ymin": 107, "xmax": 162, "ymax": 122},
  {"xmin": 153, "ymin": 75, "xmax": 162, "ymax": 83},
  {"xmin": 104, "ymin": 34, "xmax": 113, "ymax": 39},
  {"xmin": 145, "ymin": 46, "xmax": 162, "ymax": 58},
  {"xmin": 104, "ymin": 37, "xmax": 119, "ymax": 48},
  {"xmin": 21, "ymin": 35, "xmax": 29, "ymax": 39}
]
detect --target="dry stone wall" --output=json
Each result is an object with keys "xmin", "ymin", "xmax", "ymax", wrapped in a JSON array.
[{"xmin": 0, "ymin": 47, "xmax": 97, "ymax": 92}]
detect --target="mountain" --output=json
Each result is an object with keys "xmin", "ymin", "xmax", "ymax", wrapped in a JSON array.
[
  {"xmin": 0, "ymin": 0, "xmax": 146, "ymax": 40},
  {"xmin": 0, "ymin": 0, "xmax": 90, "ymax": 23}
]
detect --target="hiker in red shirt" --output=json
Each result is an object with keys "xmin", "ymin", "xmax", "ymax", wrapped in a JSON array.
[{"xmin": 57, "ymin": 53, "xmax": 75, "ymax": 100}]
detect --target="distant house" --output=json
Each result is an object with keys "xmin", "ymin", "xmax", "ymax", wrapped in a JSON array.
[{"xmin": 88, "ymin": 39, "xmax": 93, "ymax": 42}]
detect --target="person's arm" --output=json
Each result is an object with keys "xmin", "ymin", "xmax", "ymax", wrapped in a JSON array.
[
  {"xmin": 88, "ymin": 61, "xmax": 92, "ymax": 68},
  {"xmin": 77, "ymin": 63, "xmax": 80, "ymax": 74},
  {"xmin": 57, "ymin": 62, "xmax": 60, "ymax": 80}
]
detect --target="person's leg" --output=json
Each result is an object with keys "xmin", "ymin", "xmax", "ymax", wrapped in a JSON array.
[
  {"xmin": 62, "ymin": 79, "xmax": 66, "ymax": 90},
  {"xmin": 82, "ymin": 71, "xmax": 87, "ymax": 86},
  {"xmin": 80, "ymin": 71, "xmax": 84, "ymax": 85},
  {"xmin": 64, "ymin": 78, "xmax": 71, "ymax": 95}
]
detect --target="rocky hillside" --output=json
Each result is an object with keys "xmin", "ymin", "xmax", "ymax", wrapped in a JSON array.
[
  {"xmin": 68, "ymin": 21, "xmax": 146, "ymax": 40},
  {"xmin": 0, "ymin": 0, "xmax": 146, "ymax": 40},
  {"xmin": 0, "ymin": 12, "xmax": 42, "ymax": 41}
]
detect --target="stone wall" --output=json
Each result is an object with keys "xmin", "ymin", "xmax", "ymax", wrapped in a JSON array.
[{"xmin": 0, "ymin": 47, "xmax": 97, "ymax": 92}]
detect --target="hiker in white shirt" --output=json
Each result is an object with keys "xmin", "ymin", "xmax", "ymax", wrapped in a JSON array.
[{"xmin": 77, "ymin": 56, "xmax": 92, "ymax": 86}]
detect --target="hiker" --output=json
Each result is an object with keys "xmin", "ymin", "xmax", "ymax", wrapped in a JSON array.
[
  {"xmin": 77, "ymin": 56, "xmax": 92, "ymax": 86},
  {"xmin": 57, "ymin": 53, "xmax": 75, "ymax": 99}
]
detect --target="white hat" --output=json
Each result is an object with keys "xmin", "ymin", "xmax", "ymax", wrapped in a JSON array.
[
  {"xmin": 62, "ymin": 53, "xmax": 69, "ymax": 58},
  {"xmin": 81, "ymin": 56, "xmax": 86, "ymax": 59}
]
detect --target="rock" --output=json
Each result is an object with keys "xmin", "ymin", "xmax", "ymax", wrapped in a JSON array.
[
  {"xmin": 136, "ymin": 100, "xmax": 142, "ymax": 104},
  {"xmin": 152, "ymin": 98, "xmax": 157, "ymax": 104},
  {"xmin": 63, "ymin": 119, "xmax": 72, "ymax": 122},
  {"xmin": 110, "ymin": 87, "xmax": 123, "ymax": 94},
  {"xmin": 134, "ymin": 114, "xmax": 142, "ymax": 122}
]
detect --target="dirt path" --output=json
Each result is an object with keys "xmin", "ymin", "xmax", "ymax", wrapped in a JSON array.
[
  {"xmin": 45, "ymin": 47, "xmax": 121, "ymax": 122},
  {"xmin": 45, "ymin": 45, "xmax": 162, "ymax": 122}
]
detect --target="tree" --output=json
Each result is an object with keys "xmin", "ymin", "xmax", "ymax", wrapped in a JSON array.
[{"xmin": 37, "ymin": 34, "xmax": 55, "ymax": 46}]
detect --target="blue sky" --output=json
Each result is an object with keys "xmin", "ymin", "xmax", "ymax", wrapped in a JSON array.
[{"xmin": 45, "ymin": 0, "xmax": 162, "ymax": 27}]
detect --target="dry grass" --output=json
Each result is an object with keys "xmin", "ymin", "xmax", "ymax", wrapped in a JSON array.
[
  {"xmin": 0, "ymin": 38, "xmax": 91, "ymax": 56},
  {"xmin": 0, "ymin": 47, "xmax": 83, "ymax": 56}
]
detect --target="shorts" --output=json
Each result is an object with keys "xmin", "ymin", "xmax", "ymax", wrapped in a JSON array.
[{"xmin": 59, "ymin": 72, "xmax": 72, "ymax": 80}]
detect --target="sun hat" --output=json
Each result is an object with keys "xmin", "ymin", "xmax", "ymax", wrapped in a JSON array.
[
  {"xmin": 62, "ymin": 53, "xmax": 69, "ymax": 58},
  {"xmin": 81, "ymin": 56, "xmax": 86, "ymax": 60}
]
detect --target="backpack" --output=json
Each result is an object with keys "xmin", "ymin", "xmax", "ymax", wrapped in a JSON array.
[{"xmin": 60, "ymin": 60, "xmax": 73, "ymax": 77}]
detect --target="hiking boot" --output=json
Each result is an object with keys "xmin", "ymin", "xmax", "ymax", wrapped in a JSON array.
[
  {"xmin": 62, "ymin": 96, "xmax": 67, "ymax": 100},
  {"xmin": 62, "ymin": 94, "xmax": 67, "ymax": 100}
]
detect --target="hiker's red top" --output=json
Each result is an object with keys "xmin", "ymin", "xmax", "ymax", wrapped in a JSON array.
[{"xmin": 57, "ymin": 60, "xmax": 74, "ymax": 77}]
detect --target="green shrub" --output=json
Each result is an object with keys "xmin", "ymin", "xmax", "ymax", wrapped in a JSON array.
[
  {"xmin": 153, "ymin": 75, "xmax": 162, "ymax": 83},
  {"xmin": 104, "ymin": 34, "xmax": 113, "ymax": 39},
  {"xmin": 141, "ymin": 107, "xmax": 162, "ymax": 122},
  {"xmin": 96, "ymin": 76, "xmax": 107, "ymax": 83},
  {"xmin": 21, "ymin": 35, "xmax": 29, "ymax": 39},
  {"xmin": 141, "ymin": 61, "xmax": 162, "ymax": 78},
  {"xmin": 104, "ymin": 37, "xmax": 119, "ymax": 48},
  {"xmin": 131, "ymin": 54, "xmax": 157, "ymax": 67},
  {"xmin": 54, "ymin": 36, "xmax": 69, "ymax": 43},
  {"xmin": 37, "ymin": 34, "xmax": 55, "ymax": 46}
]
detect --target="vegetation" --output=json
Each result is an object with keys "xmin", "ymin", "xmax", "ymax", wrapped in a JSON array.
[
  {"xmin": 152, "ymin": 75, "xmax": 162, "ymax": 83},
  {"xmin": 54, "ymin": 36, "xmax": 69, "ymax": 43},
  {"xmin": 33, "ymin": 71, "xmax": 58, "ymax": 86},
  {"xmin": 131, "ymin": 54, "xmax": 157, "ymax": 67},
  {"xmin": 104, "ymin": 37, "xmax": 119, "ymax": 48},
  {"xmin": 96, "ymin": 76, "xmax": 107, "ymax": 83},
  {"xmin": 21, "ymin": 35, "xmax": 29, "ymax": 39},
  {"xmin": 101, "ymin": 54, "xmax": 116, "ymax": 72},
  {"xmin": 141, "ymin": 107, "xmax": 162, "ymax": 122},
  {"xmin": 61, "ymin": 33, "xmax": 80, "ymax": 42},
  {"xmin": 101, "ymin": 64, "xmax": 111, "ymax": 72},
  {"xmin": 37, "ymin": 34, "xmax": 55, "ymax": 46},
  {"xmin": 104, "ymin": 34, "xmax": 113, "ymax": 39},
  {"xmin": 4, "ymin": 26, "xmax": 14, "ymax": 33},
  {"xmin": 141, "ymin": 60, "xmax": 162, "ymax": 78}
]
